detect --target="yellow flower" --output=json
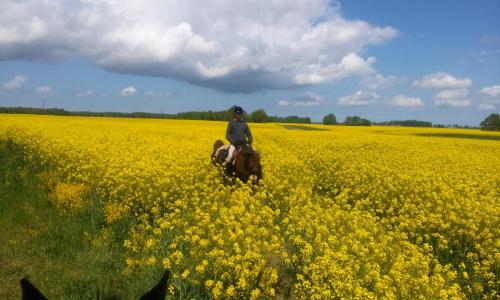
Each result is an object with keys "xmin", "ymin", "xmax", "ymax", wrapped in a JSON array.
[
  {"xmin": 226, "ymin": 285, "xmax": 236, "ymax": 297},
  {"xmin": 205, "ymin": 279, "xmax": 214, "ymax": 289},
  {"xmin": 2, "ymin": 114, "xmax": 498, "ymax": 300},
  {"xmin": 162, "ymin": 258, "xmax": 171, "ymax": 269},
  {"xmin": 250, "ymin": 288, "xmax": 261, "ymax": 300}
]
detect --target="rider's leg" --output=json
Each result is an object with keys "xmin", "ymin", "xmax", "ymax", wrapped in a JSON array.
[
  {"xmin": 226, "ymin": 145, "xmax": 236, "ymax": 163},
  {"xmin": 225, "ymin": 144, "xmax": 235, "ymax": 176}
]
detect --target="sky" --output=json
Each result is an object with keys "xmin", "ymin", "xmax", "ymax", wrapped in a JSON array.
[{"xmin": 0, "ymin": 0, "xmax": 499, "ymax": 125}]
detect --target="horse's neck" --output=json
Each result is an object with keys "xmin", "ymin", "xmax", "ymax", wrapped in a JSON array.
[{"xmin": 240, "ymin": 145, "xmax": 254, "ymax": 154}]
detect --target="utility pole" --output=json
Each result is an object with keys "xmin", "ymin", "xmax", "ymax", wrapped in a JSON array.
[{"xmin": 42, "ymin": 99, "xmax": 46, "ymax": 109}]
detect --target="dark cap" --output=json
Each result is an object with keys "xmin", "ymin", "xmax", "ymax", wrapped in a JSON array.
[{"xmin": 233, "ymin": 106, "xmax": 244, "ymax": 115}]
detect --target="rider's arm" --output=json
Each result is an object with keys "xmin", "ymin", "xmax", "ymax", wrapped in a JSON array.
[
  {"xmin": 245, "ymin": 123, "xmax": 253, "ymax": 145},
  {"xmin": 226, "ymin": 121, "xmax": 234, "ymax": 144}
]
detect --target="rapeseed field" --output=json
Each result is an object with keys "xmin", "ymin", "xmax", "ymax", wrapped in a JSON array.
[{"xmin": 0, "ymin": 114, "xmax": 498, "ymax": 299}]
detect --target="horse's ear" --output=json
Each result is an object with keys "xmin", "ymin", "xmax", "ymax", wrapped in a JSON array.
[
  {"xmin": 20, "ymin": 278, "xmax": 48, "ymax": 300},
  {"xmin": 139, "ymin": 270, "xmax": 170, "ymax": 300}
]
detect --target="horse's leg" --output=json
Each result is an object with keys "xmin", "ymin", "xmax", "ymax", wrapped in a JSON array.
[
  {"xmin": 241, "ymin": 175, "xmax": 249, "ymax": 183},
  {"xmin": 233, "ymin": 158, "xmax": 247, "ymax": 183},
  {"xmin": 251, "ymin": 166, "xmax": 262, "ymax": 185}
]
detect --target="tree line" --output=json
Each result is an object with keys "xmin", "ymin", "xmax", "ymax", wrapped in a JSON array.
[
  {"xmin": 1, "ymin": 106, "xmax": 497, "ymax": 130},
  {"xmin": 0, "ymin": 106, "xmax": 311, "ymax": 124}
]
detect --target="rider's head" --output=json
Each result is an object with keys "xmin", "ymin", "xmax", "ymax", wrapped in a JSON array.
[{"xmin": 233, "ymin": 106, "xmax": 244, "ymax": 120}]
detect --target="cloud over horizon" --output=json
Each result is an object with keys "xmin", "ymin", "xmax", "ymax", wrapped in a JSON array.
[
  {"xmin": 413, "ymin": 72, "xmax": 472, "ymax": 89},
  {"xmin": 434, "ymin": 89, "xmax": 471, "ymax": 108},
  {"xmin": 478, "ymin": 103, "xmax": 496, "ymax": 111},
  {"xmin": 477, "ymin": 84, "xmax": 500, "ymax": 111},
  {"xmin": 361, "ymin": 74, "xmax": 401, "ymax": 90},
  {"xmin": 36, "ymin": 85, "xmax": 53, "ymax": 93},
  {"xmin": 0, "ymin": 0, "xmax": 397, "ymax": 93},
  {"xmin": 2, "ymin": 75, "xmax": 27, "ymax": 90},
  {"xmin": 121, "ymin": 86, "xmax": 137, "ymax": 97},
  {"xmin": 77, "ymin": 90, "xmax": 95, "ymax": 97},
  {"xmin": 278, "ymin": 92, "xmax": 325, "ymax": 107},
  {"xmin": 390, "ymin": 95, "xmax": 424, "ymax": 108},
  {"xmin": 479, "ymin": 84, "xmax": 500, "ymax": 101},
  {"xmin": 339, "ymin": 91, "xmax": 379, "ymax": 106}
]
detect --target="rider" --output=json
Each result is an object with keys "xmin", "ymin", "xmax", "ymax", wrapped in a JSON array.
[{"xmin": 225, "ymin": 106, "xmax": 253, "ymax": 177}]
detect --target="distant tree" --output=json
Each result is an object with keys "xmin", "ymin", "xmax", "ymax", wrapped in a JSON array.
[
  {"xmin": 480, "ymin": 113, "xmax": 500, "ymax": 131},
  {"xmin": 282, "ymin": 115, "xmax": 311, "ymax": 124},
  {"xmin": 249, "ymin": 109, "xmax": 268, "ymax": 123},
  {"xmin": 266, "ymin": 115, "xmax": 278, "ymax": 122},
  {"xmin": 322, "ymin": 113, "xmax": 337, "ymax": 125},
  {"xmin": 345, "ymin": 116, "xmax": 360, "ymax": 125},
  {"xmin": 378, "ymin": 120, "xmax": 432, "ymax": 127},
  {"xmin": 360, "ymin": 119, "xmax": 371, "ymax": 126},
  {"xmin": 344, "ymin": 115, "xmax": 371, "ymax": 126}
]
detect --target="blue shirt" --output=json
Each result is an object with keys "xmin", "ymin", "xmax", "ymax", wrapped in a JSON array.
[{"xmin": 226, "ymin": 119, "xmax": 253, "ymax": 145}]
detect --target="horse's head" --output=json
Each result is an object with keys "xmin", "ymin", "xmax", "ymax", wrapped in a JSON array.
[
  {"xmin": 213, "ymin": 140, "xmax": 224, "ymax": 150},
  {"xmin": 211, "ymin": 140, "xmax": 225, "ymax": 164}
]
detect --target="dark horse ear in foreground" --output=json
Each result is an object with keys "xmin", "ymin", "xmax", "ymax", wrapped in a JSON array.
[
  {"xmin": 21, "ymin": 270, "xmax": 170, "ymax": 300},
  {"xmin": 20, "ymin": 278, "xmax": 48, "ymax": 300}
]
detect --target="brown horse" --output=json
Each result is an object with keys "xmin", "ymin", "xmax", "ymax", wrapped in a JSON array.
[{"xmin": 212, "ymin": 140, "xmax": 262, "ymax": 185}]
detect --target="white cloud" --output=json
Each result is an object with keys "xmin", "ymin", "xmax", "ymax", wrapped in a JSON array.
[
  {"xmin": 77, "ymin": 90, "xmax": 95, "ymax": 97},
  {"xmin": 390, "ymin": 95, "xmax": 424, "ymax": 108},
  {"xmin": 293, "ymin": 53, "xmax": 376, "ymax": 85},
  {"xmin": 0, "ymin": 0, "xmax": 398, "ymax": 92},
  {"xmin": 479, "ymin": 85, "xmax": 500, "ymax": 98},
  {"xmin": 121, "ymin": 86, "xmax": 137, "ymax": 96},
  {"xmin": 478, "ymin": 103, "xmax": 496, "ymax": 111},
  {"xmin": 292, "ymin": 92, "xmax": 325, "ymax": 107},
  {"xmin": 478, "ymin": 84, "xmax": 500, "ymax": 109},
  {"xmin": 144, "ymin": 90, "xmax": 174, "ymax": 98},
  {"xmin": 36, "ymin": 85, "xmax": 52, "ymax": 93},
  {"xmin": 434, "ymin": 88, "xmax": 471, "ymax": 107},
  {"xmin": 435, "ymin": 89, "xmax": 468, "ymax": 100},
  {"xmin": 339, "ymin": 91, "xmax": 379, "ymax": 106},
  {"xmin": 435, "ymin": 99, "xmax": 471, "ymax": 107},
  {"xmin": 361, "ymin": 74, "xmax": 400, "ymax": 90},
  {"xmin": 2, "ymin": 74, "xmax": 27, "ymax": 90},
  {"xmin": 413, "ymin": 72, "xmax": 472, "ymax": 89},
  {"xmin": 278, "ymin": 92, "xmax": 324, "ymax": 107}
]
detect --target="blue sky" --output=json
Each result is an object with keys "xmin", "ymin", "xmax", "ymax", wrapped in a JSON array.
[{"xmin": 1, "ymin": 0, "xmax": 499, "ymax": 125}]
